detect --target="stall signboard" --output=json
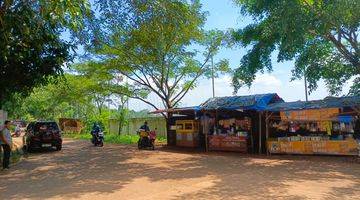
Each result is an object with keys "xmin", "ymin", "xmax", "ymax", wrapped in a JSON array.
[
  {"xmin": 280, "ymin": 108, "xmax": 339, "ymax": 121},
  {"xmin": 209, "ymin": 135, "xmax": 247, "ymax": 152},
  {"xmin": 267, "ymin": 139, "xmax": 358, "ymax": 155}
]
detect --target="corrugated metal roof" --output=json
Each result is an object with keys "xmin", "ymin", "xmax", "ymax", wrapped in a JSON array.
[
  {"xmin": 266, "ymin": 96, "xmax": 360, "ymax": 111},
  {"xmin": 200, "ymin": 93, "xmax": 284, "ymax": 111}
]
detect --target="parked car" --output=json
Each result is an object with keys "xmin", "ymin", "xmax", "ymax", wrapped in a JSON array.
[{"xmin": 25, "ymin": 121, "xmax": 62, "ymax": 151}]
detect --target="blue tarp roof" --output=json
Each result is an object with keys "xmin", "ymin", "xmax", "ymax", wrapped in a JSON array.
[
  {"xmin": 266, "ymin": 96, "xmax": 360, "ymax": 112},
  {"xmin": 200, "ymin": 93, "xmax": 284, "ymax": 111}
]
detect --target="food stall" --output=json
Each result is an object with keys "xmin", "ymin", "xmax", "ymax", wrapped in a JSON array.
[
  {"xmin": 200, "ymin": 93, "xmax": 284, "ymax": 153},
  {"xmin": 265, "ymin": 96, "xmax": 360, "ymax": 156}
]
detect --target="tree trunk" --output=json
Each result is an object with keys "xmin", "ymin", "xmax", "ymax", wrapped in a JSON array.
[
  {"xmin": 118, "ymin": 121, "xmax": 122, "ymax": 135},
  {"xmin": 166, "ymin": 112, "xmax": 176, "ymax": 146}
]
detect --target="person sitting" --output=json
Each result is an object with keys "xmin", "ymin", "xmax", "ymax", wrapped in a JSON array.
[
  {"xmin": 149, "ymin": 128, "xmax": 157, "ymax": 144},
  {"xmin": 91, "ymin": 124, "xmax": 102, "ymax": 143},
  {"xmin": 140, "ymin": 121, "xmax": 150, "ymax": 132},
  {"xmin": 91, "ymin": 124, "xmax": 101, "ymax": 134}
]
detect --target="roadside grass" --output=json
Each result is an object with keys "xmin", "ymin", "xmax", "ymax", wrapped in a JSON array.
[
  {"xmin": 63, "ymin": 133, "xmax": 167, "ymax": 145},
  {"xmin": 0, "ymin": 147, "xmax": 23, "ymax": 166}
]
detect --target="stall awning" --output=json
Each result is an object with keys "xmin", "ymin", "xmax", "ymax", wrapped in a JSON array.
[
  {"xmin": 200, "ymin": 93, "xmax": 284, "ymax": 111},
  {"xmin": 150, "ymin": 106, "xmax": 201, "ymax": 114},
  {"xmin": 266, "ymin": 96, "xmax": 360, "ymax": 112}
]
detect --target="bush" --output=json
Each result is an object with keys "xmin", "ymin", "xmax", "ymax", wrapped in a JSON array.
[{"xmin": 63, "ymin": 133, "xmax": 167, "ymax": 145}]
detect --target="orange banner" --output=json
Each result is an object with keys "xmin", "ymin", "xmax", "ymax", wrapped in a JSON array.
[
  {"xmin": 280, "ymin": 108, "xmax": 339, "ymax": 121},
  {"xmin": 267, "ymin": 140, "xmax": 359, "ymax": 155}
]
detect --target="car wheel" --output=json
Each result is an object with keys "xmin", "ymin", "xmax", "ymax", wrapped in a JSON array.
[
  {"xmin": 56, "ymin": 144, "xmax": 62, "ymax": 151},
  {"xmin": 26, "ymin": 142, "xmax": 34, "ymax": 153},
  {"xmin": 23, "ymin": 145, "xmax": 29, "ymax": 154}
]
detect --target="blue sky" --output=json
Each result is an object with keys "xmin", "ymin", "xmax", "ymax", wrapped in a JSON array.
[
  {"xmin": 69, "ymin": 0, "xmax": 353, "ymax": 111},
  {"xmin": 128, "ymin": 0, "xmax": 353, "ymax": 111}
]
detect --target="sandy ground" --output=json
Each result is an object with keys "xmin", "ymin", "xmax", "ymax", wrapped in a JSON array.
[{"xmin": 1, "ymin": 139, "xmax": 360, "ymax": 200}]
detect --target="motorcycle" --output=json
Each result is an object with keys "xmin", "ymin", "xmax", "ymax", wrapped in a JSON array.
[
  {"xmin": 137, "ymin": 129, "xmax": 155, "ymax": 150},
  {"xmin": 91, "ymin": 130, "xmax": 104, "ymax": 147}
]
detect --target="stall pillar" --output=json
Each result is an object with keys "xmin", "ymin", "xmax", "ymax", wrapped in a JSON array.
[
  {"xmin": 205, "ymin": 132, "xmax": 208, "ymax": 152},
  {"xmin": 205, "ymin": 112, "xmax": 209, "ymax": 152},
  {"xmin": 259, "ymin": 112, "xmax": 262, "ymax": 154},
  {"xmin": 265, "ymin": 112, "xmax": 269, "ymax": 155},
  {"xmin": 166, "ymin": 113, "xmax": 176, "ymax": 146}
]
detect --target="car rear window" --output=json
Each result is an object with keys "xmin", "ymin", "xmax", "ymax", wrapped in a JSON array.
[{"xmin": 34, "ymin": 122, "xmax": 59, "ymax": 132}]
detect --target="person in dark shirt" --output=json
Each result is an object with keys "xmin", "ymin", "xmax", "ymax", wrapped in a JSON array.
[
  {"xmin": 140, "ymin": 121, "xmax": 150, "ymax": 132},
  {"xmin": 354, "ymin": 116, "xmax": 360, "ymax": 139}
]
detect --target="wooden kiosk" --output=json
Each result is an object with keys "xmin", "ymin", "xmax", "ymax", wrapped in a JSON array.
[{"xmin": 175, "ymin": 120, "xmax": 199, "ymax": 147}]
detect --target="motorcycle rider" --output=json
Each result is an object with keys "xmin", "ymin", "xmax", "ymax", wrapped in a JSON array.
[
  {"xmin": 91, "ymin": 123, "xmax": 102, "ymax": 144},
  {"xmin": 138, "ymin": 122, "xmax": 155, "ymax": 150},
  {"xmin": 140, "ymin": 121, "xmax": 150, "ymax": 132}
]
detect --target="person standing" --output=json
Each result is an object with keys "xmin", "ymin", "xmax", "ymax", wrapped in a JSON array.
[{"xmin": 0, "ymin": 120, "xmax": 13, "ymax": 170}]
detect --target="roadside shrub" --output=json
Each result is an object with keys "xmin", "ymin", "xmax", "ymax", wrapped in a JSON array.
[{"xmin": 63, "ymin": 133, "xmax": 167, "ymax": 145}]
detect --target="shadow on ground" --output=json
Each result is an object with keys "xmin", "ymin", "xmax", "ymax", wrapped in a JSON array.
[{"xmin": 0, "ymin": 139, "xmax": 359, "ymax": 200}]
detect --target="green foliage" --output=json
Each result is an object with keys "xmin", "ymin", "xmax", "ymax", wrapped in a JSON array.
[
  {"xmin": 63, "ymin": 132, "xmax": 92, "ymax": 140},
  {"xmin": 20, "ymin": 75, "xmax": 97, "ymax": 121},
  {"xmin": 78, "ymin": 0, "xmax": 230, "ymax": 114},
  {"xmin": 63, "ymin": 133, "xmax": 167, "ymax": 145},
  {"xmin": 349, "ymin": 78, "xmax": 360, "ymax": 96},
  {"xmin": 103, "ymin": 134, "xmax": 139, "ymax": 145},
  {"xmin": 3, "ymin": 70, "xmax": 132, "ymax": 134},
  {"xmin": 0, "ymin": 0, "xmax": 90, "ymax": 106},
  {"xmin": 232, "ymin": 0, "xmax": 360, "ymax": 95}
]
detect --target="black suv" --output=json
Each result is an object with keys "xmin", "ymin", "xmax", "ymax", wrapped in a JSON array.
[{"xmin": 25, "ymin": 121, "xmax": 62, "ymax": 151}]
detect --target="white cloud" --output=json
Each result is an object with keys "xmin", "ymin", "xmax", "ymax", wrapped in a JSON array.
[{"xmin": 253, "ymin": 74, "xmax": 282, "ymax": 87}]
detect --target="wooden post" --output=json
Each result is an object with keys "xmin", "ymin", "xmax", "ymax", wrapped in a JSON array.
[
  {"xmin": 259, "ymin": 112, "xmax": 262, "ymax": 154},
  {"xmin": 265, "ymin": 111, "xmax": 269, "ymax": 155},
  {"xmin": 215, "ymin": 109, "xmax": 218, "ymax": 134},
  {"xmin": 205, "ymin": 111, "xmax": 209, "ymax": 152}
]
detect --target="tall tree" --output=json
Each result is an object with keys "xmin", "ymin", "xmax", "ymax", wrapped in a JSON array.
[
  {"xmin": 74, "ymin": 62, "xmax": 130, "ymax": 134},
  {"xmin": 0, "ymin": 0, "xmax": 90, "ymax": 106},
  {"xmin": 232, "ymin": 0, "xmax": 360, "ymax": 95},
  {"xmin": 78, "ymin": 0, "xmax": 229, "ymax": 140}
]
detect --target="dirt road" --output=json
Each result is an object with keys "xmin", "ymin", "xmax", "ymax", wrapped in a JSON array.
[{"xmin": 1, "ymin": 139, "xmax": 360, "ymax": 200}]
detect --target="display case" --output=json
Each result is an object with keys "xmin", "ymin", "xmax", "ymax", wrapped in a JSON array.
[{"xmin": 175, "ymin": 120, "xmax": 199, "ymax": 147}]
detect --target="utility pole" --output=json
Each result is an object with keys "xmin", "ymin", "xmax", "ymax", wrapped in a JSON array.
[
  {"xmin": 211, "ymin": 55, "xmax": 215, "ymax": 98},
  {"xmin": 126, "ymin": 77, "xmax": 130, "ymax": 135},
  {"xmin": 304, "ymin": 70, "xmax": 308, "ymax": 102}
]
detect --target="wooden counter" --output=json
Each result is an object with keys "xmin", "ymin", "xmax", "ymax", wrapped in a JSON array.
[
  {"xmin": 208, "ymin": 135, "xmax": 247, "ymax": 152},
  {"xmin": 267, "ymin": 139, "xmax": 359, "ymax": 156}
]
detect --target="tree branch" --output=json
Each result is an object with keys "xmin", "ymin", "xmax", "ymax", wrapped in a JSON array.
[
  {"xmin": 326, "ymin": 34, "xmax": 359, "ymax": 68},
  {"xmin": 171, "ymin": 50, "xmax": 213, "ymax": 106}
]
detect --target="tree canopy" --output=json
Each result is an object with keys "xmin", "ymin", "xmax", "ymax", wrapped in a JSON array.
[
  {"xmin": 3, "ymin": 72, "xmax": 129, "ymax": 134},
  {"xmin": 78, "ymin": 0, "xmax": 229, "ymax": 116},
  {"xmin": 232, "ymin": 0, "xmax": 360, "ymax": 95},
  {"xmin": 0, "ymin": 0, "xmax": 90, "ymax": 106}
]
